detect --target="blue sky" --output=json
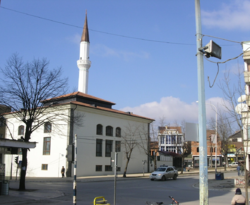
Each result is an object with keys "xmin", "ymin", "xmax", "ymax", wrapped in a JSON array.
[{"xmin": 0, "ymin": 0, "xmax": 249, "ymax": 125}]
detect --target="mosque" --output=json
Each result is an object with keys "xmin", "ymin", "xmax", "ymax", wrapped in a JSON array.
[{"xmin": 4, "ymin": 14, "xmax": 154, "ymax": 177}]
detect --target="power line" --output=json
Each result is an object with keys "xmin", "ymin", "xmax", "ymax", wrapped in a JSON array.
[
  {"xmin": 0, "ymin": 6, "xmax": 195, "ymax": 46},
  {"xmin": 201, "ymin": 34, "xmax": 241, "ymax": 44}
]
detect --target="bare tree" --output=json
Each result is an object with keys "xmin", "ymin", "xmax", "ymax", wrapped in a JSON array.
[
  {"xmin": 150, "ymin": 123, "xmax": 159, "ymax": 171},
  {"xmin": 218, "ymin": 66, "xmax": 249, "ymax": 202},
  {"xmin": 121, "ymin": 124, "xmax": 140, "ymax": 178},
  {"xmin": 175, "ymin": 121, "xmax": 191, "ymax": 174},
  {"xmin": 209, "ymin": 111, "xmax": 233, "ymax": 171},
  {"xmin": 0, "ymin": 54, "xmax": 76, "ymax": 190}
]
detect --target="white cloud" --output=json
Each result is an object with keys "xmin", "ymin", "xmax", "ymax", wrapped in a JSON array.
[
  {"xmin": 120, "ymin": 96, "xmax": 228, "ymax": 125},
  {"xmin": 66, "ymin": 33, "xmax": 81, "ymax": 44},
  {"xmin": 202, "ymin": 0, "xmax": 250, "ymax": 30},
  {"xmin": 91, "ymin": 44, "xmax": 149, "ymax": 61}
]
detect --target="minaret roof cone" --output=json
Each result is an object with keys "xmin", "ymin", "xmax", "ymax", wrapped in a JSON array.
[{"xmin": 81, "ymin": 12, "xmax": 90, "ymax": 42}]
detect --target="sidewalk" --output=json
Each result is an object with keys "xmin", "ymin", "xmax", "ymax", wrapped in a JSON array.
[{"xmin": 0, "ymin": 167, "xmax": 239, "ymax": 204}]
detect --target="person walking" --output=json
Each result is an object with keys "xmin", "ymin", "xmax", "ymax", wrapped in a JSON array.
[
  {"xmin": 240, "ymin": 164, "xmax": 244, "ymax": 176},
  {"xmin": 237, "ymin": 164, "xmax": 241, "ymax": 176},
  {"xmin": 61, "ymin": 166, "xmax": 65, "ymax": 178},
  {"xmin": 231, "ymin": 188, "xmax": 246, "ymax": 205}
]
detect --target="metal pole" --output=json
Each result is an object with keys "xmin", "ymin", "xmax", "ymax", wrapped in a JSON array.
[
  {"xmin": 16, "ymin": 164, "xmax": 18, "ymax": 181},
  {"xmin": 114, "ymin": 152, "xmax": 117, "ymax": 205},
  {"xmin": 143, "ymin": 163, "xmax": 145, "ymax": 177},
  {"xmin": 195, "ymin": 1, "xmax": 208, "ymax": 205},
  {"xmin": 73, "ymin": 134, "xmax": 77, "ymax": 205},
  {"xmin": 10, "ymin": 155, "xmax": 13, "ymax": 180},
  {"xmin": 215, "ymin": 106, "xmax": 217, "ymax": 173}
]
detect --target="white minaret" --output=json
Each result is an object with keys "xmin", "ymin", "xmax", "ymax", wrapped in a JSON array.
[{"xmin": 77, "ymin": 12, "xmax": 91, "ymax": 93}]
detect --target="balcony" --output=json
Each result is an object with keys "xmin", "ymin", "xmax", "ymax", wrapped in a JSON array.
[
  {"xmin": 243, "ymin": 50, "xmax": 250, "ymax": 60},
  {"xmin": 244, "ymin": 72, "xmax": 250, "ymax": 84},
  {"xmin": 246, "ymin": 95, "xmax": 250, "ymax": 107}
]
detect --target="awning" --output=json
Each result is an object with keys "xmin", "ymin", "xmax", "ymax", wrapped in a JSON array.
[
  {"xmin": 0, "ymin": 138, "xmax": 36, "ymax": 149},
  {"xmin": 159, "ymin": 151, "xmax": 181, "ymax": 157}
]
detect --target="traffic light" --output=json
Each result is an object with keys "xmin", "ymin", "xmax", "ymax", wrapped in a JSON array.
[
  {"xmin": 15, "ymin": 156, "xmax": 19, "ymax": 164},
  {"xmin": 66, "ymin": 145, "xmax": 74, "ymax": 162}
]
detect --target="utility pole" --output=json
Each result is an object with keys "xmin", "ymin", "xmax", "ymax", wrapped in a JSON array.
[
  {"xmin": 195, "ymin": 1, "xmax": 208, "ymax": 205},
  {"xmin": 113, "ymin": 152, "xmax": 117, "ymax": 205}
]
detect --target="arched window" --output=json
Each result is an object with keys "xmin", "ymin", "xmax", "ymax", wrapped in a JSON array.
[
  {"xmin": 197, "ymin": 147, "xmax": 199, "ymax": 152},
  {"xmin": 116, "ymin": 127, "xmax": 121, "ymax": 137},
  {"xmin": 210, "ymin": 147, "xmax": 213, "ymax": 153},
  {"xmin": 96, "ymin": 124, "xmax": 103, "ymax": 135},
  {"xmin": 18, "ymin": 125, "xmax": 24, "ymax": 135},
  {"xmin": 44, "ymin": 122, "xmax": 52, "ymax": 133},
  {"xmin": 214, "ymin": 147, "xmax": 216, "ymax": 152},
  {"xmin": 106, "ymin": 126, "xmax": 113, "ymax": 136}
]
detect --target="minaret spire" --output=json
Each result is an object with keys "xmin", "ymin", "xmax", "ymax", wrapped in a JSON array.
[
  {"xmin": 77, "ymin": 12, "xmax": 91, "ymax": 94},
  {"xmin": 81, "ymin": 11, "xmax": 89, "ymax": 42}
]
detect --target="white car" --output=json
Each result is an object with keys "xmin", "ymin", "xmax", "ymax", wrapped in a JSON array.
[
  {"xmin": 149, "ymin": 166, "xmax": 178, "ymax": 181},
  {"xmin": 229, "ymin": 162, "xmax": 238, "ymax": 167}
]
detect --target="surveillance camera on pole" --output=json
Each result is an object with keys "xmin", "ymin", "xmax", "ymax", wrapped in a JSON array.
[{"xmin": 199, "ymin": 40, "xmax": 222, "ymax": 59}]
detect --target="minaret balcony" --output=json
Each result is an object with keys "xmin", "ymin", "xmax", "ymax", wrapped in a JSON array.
[
  {"xmin": 77, "ymin": 59, "xmax": 91, "ymax": 66},
  {"xmin": 244, "ymin": 72, "xmax": 250, "ymax": 84}
]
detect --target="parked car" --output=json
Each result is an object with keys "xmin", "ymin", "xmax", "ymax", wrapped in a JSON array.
[
  {"xmin": 228, "ymin": 162, "xmax": 238, "ymax": 167},
  {"xmin": 149, "ymin": 166, "xmax": 178, "ymax": 181}
]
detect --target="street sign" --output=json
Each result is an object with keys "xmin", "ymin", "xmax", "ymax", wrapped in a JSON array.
[{"xmin": 111, "ymin": 152, "xmax": 122, "ymax": 167}]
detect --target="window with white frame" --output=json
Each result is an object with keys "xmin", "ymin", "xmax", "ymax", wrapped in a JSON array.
[
  {"xmin": 44, "ymin": 122, "xmax": 52, "ymax": 133},
  {"xmin": 105, "ymin": 140, "xmax": 113, "ymax": 157},
  {"xmin": 166, "ymin": 135, "xmax": 171, "ymax": 144},
  {"xmin": 171, "ymin": 135, "xmax": 176, "ymax": 144},
  {"xmin": 177, "ymin": 136, "xmax": 182, "ymax": 144},
  {"xmin": 43, "ymin": 137, "xmax": 51, "ymax": 155},
  {"xmin": 106, "ymin": 126, "xmax": 113, "ymax": 136},
  {"xmin": 18, "ymin": 125, "xmax": 24, "ymax": 135},
  {"xmin": 96, "ymin": 124, "xmax": 103, "ymax": 135},
  {"xmin": 166, "ymin": 146, "xmax": 176, "ymax": 153},
  {"xmin": 160, "ymin": 136, "xmax": 165, "ymax": 144},
  {"xmin": 96, "ymin": 139, "xmax": 103, "ymax": 157},
  {"xmin": 41, "ymin": 164, "xmax": 48, "ymax": 170},
  {"xmin": 116, "ymin": 127, "xmax": 121, "ymax": 137}
]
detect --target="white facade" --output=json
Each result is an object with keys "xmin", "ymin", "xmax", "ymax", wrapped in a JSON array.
[
  {"xmin": 2, "ymin": 14, "xmax": 153, "ymax": 178},
  {"xmin": 158, "ymin": 126, "xmax": 184, "ymax": 154},
  {"xmin": 241, "ymin": 41, "xmax": 250, "ymax": 171},
  {"xmin": 4, "ymin": 103, "xmax": 152, "ymax": 177}
]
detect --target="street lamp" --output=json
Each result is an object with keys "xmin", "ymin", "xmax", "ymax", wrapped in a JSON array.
[{"xmin": 196, "ymin": 101, "xmax": 218, "ymax": 173}]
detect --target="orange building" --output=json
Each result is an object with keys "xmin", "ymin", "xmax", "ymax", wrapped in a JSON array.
[{"xmin": 191, "ymin": 130, "xmax": 222, "ymax": 168}]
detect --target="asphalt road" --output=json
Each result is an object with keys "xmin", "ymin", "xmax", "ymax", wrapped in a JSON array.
[{"xmin": 4, "ymin": 171, "xmax": 242, "ymax": 205}]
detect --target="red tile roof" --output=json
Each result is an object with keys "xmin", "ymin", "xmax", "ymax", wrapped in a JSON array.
[
  {"xmin": 69, "ymin": 101, "xmax": 154, "ymax": 121},
  {"xmin": 41, "ymin": 92, "xmax": 115, "ymax": 105}
]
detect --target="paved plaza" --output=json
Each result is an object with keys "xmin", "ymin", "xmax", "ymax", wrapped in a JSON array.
[{"xmin": 1, "ymin": 168, "xmax": 248, "ymax": 205}]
